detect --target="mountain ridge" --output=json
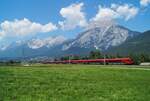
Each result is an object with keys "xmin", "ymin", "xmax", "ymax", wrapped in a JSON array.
[{"xmin": 0, "ymin": 24, "xmax": 147, "ymax": 59}]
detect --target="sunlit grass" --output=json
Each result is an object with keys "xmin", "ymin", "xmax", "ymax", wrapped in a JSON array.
[{"xmin": 0, "ymin": 64, "xmax": 150, "ymax": 101}]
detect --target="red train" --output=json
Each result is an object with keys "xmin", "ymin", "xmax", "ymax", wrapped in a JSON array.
[{"xmin": 43, "ymin": 58, "xmax": 134, "ymax": 65}]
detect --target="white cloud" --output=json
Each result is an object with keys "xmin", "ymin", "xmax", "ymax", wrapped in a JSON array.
[
  {"xmin": 140, "ymin": 0, "xmax": 150, "ymax": 6},
  {"xmin": 89, "ymin": 4, "xmax": 138, "ymax": 28},
  {"xmin": 0, "ymin": 18, "xmax": 57, "ymax": 37},
  {"xmin": 95, "ymin": 4, "xmax": 138, "ymax": 21},
  {"xmin": 59, "ymin": 3, "xmax": 87, "ymax": 30},
  {"xmin": 92, "ymin": 6, "xmax": 119, "ymax": 22},
  {"xmin": 112, "ymin": 4, "xmax": 139, "ymax": 20},
  {"xmin": 0, "ymin": 31, "xmax": 5, "ymax": 36},
  {"xmin": 88, "ymin": 6, "xmax": 118, "ymax": 28}
]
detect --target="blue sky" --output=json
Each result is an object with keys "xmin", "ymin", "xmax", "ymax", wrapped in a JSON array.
[{"xmin": 0, "ymin": 0, "xmax": 150, "ymax": 44}]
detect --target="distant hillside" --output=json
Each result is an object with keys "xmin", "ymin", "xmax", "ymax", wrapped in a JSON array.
[{"xmin": 107, "ymin": 30, "xmax": 150, "ymax": 55}]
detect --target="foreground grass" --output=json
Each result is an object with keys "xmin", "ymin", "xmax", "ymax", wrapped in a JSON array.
[{"xmin": 0, "ymin": 64, "xmax": 150, "ymax": 101}]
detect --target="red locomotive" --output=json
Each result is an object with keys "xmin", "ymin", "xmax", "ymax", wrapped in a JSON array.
[{"xmin": 43, "ymin": 58, "xmax": 134, "ymax": 65}]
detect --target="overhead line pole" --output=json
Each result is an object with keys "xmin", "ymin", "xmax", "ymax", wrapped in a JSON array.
[{"xmin": 104, "ymin": 53, "xmax": 106, "ymax": 65}]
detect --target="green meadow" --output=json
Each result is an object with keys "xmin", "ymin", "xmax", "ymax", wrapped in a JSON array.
[{"xmin": 0, "ymin": 64, "xmax": 150, "ymax": 101}]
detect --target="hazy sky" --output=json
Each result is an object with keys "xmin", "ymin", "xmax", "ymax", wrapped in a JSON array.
[{"xmin": 0, "ymin": 0, "xmax": 150, "ymax": 44}]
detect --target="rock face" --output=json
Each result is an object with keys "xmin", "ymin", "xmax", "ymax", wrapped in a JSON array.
[{"xmin": 28, "ymin": 36, "xmax": 67, "ymax": 49}]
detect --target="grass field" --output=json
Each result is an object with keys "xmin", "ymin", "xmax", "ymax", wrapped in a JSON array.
[{"xmin": 0, "ymin": 64, "xmax": 150, "ymax": 101}]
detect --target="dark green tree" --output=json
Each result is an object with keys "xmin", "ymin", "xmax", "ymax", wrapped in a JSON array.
[
  {"xmin": 89, "ymin": 50, "xmax": 102, "ymax": 59},
  {"xmin": 139, "ymin": 53, "xmax": 149, "ymax": 62},
  {"xmin": 129, "ymin": 53, "xmax": 140, "ymax": 65}
]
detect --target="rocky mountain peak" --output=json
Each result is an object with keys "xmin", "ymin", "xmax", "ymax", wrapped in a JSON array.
[{"xmin": 62, "ymin": 24, "xmax": 140, "ymax": 51}]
